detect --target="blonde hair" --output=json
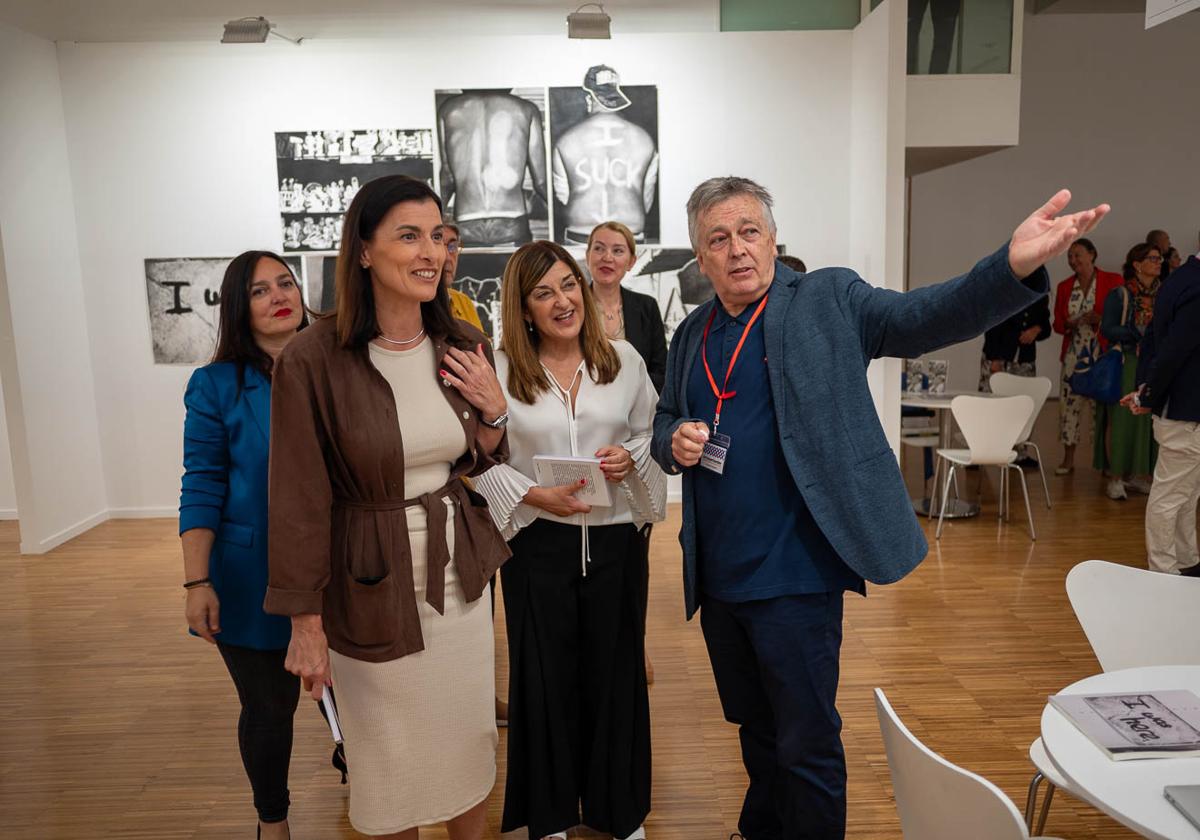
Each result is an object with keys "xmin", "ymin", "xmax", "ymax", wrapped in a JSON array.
[
  {"xmin": 499, "ymin": 241, "xmax": 621, "ymax": 405},
  {"xmin": 586, "ymin": 221, "xmax": 638, "ymax": 262}
]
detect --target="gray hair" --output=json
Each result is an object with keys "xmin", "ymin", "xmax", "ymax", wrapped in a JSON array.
[
  {"xmin": 441, "ymin": 214, "xmax": 459, "ymax": 236},
  {"xmin": 686, "ymin": 176, "xmax": 777, "ymax": 250}
]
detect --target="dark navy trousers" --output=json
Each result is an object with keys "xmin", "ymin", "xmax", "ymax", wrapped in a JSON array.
[{"xmin": 700, "ymin": 591, "xmax": 847, "ymax": 840}]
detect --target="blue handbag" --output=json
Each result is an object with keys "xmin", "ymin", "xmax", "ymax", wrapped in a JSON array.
[
  {"xmin": 1069, "ymin": 287, "xmax": 1128, "ymax": 403},
  {"xmin": 1070, "ymin": 346, "xmax": 1124, "ymax": 403}
]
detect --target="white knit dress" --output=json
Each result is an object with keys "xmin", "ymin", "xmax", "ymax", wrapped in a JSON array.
[{"xmin": 328, "ymin": 339, "xmax": 497, "ymax": 835}]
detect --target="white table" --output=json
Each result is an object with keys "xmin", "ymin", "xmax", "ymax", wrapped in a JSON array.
[
  {"xmin": 900, "ymin": 390, "xmax": 1002, "ymax": 519},
  {"xmin": 1041, "ymin": 665, "xmax": 1200, "ymax": 839}
]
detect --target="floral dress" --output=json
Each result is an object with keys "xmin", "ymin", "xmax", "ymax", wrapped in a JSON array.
[{"xmin": 1059, "ymin": 278, "xmax": 1098, "ymax": 446}]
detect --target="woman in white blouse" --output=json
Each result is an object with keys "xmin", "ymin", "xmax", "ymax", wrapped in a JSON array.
[{"xmin": 474, "ymin": 241, "xmax": 665, "ymax": 840}]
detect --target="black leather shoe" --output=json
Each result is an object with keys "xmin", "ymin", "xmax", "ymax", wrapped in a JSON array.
[
  {"xmin": 332, "ymin": 743, "xmax": 348, "ymax": 784},
  {"xmin": 1181, "ymin": 563, "xmax": 1200, "ymax": 578}
]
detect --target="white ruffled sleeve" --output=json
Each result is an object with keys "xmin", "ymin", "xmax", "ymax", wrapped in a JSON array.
[
  {"xmin": 618, "ymin": 353, "xmax": 668, "ymax": 526},
  {"xmin": 472, "ymin": 463, "xmax": 542, "ymax": 541}
]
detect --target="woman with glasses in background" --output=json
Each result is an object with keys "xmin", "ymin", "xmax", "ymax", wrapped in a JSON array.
[{"xmin": 1097, "ymin": 242, "xmax": 1163, "ymax": 500}]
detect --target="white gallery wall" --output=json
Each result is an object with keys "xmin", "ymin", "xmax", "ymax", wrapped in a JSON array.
[
  {"xmin": 850, "ymin": 0, "xmax": 907, "ymax": 450},
  {"xmin": 0, "ymin": 22, "xmax": 109, "ymax": 551},
  {"xmin": 0, "ymin": 378, "xmax": 17, "ymax": 518},
  {"xmin": 909, "ymin": 11, "xmax": 1200, "ymax": 393},
  {"xmin": 54, "ymin": 30, "xmax": 864, "ymax": 515}
]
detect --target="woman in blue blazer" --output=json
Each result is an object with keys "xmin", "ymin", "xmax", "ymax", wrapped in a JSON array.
[{"xmin": 179, "ymin": 250, "xmax": 307, "ymax": 840}]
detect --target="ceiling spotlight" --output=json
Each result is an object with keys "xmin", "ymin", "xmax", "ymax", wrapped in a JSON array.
[
  {"xmin": 567, "ymin": 3, "xmax": 612, "ymax": 39},
  {"xmin": 220, "ymin": 16, "xmax": 303, "ymax": 45}
]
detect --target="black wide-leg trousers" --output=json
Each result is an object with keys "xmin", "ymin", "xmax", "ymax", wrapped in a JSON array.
[{"xmin": 500, "ymin": 519, "xmax": 651, "ymax": 839}]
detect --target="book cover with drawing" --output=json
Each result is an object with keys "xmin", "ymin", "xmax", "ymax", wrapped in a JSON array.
[
  {"xmin": 532, "ymin": 455, "xmax": 612, "ymax": 507},
  {"xmin": 1049, "ymin": 690, "xmax": 1200, "ymax": 760}
]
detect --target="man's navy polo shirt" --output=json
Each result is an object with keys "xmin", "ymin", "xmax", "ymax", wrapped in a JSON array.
[{"xmin": 687, "ymin": 294, "xmax": 865, "ymax": 601}]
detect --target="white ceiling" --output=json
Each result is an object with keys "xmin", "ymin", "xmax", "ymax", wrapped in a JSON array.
[{"xmin": 0, "ymin": 0, "xmax": 719, "ymax": 43}]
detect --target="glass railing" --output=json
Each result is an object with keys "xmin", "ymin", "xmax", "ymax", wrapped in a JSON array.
[{"xmin": 720, "ymin": 0, "xmax": 862, "ymax": 31}]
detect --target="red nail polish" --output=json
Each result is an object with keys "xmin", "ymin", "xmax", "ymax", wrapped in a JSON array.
[{"xmin": 439, "ymin": 370, "xmax": 447, "ymax": 377}]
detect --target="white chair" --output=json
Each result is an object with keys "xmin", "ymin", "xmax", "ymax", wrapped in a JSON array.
[
  {"xmin": 874, "ymin": 688, "xmax": 1064, "ymax": 840},
  {"xmin": 1067, "ymin": 559, "xmax": 1200, "ymax": 671},
  {"xmin": 989, "ymin": 372, "xmax": 1054, "ymax": 508},
  {"xmin": 901, "ymin": 413, "xmax": 941, "ymax": 500},
  {"xmin": 935, "ymin": 395, "xmax": 1036, "ymax": 540},
  {"xmin": 1024, "ymin": 561, "xmax": 1200, "ymax": 833}
]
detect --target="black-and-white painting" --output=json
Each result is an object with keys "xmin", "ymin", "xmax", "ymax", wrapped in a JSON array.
[
  {"xmin": 146, "ymin": 256, "xmax": 302, "ymax": 364},
  {"xmin": 549, "ymin": 65, "xmax": 659, "ymax": 246},
  {"xmin": 452, "ymin": 251, "xmax": 511, "ymax": 343},
  {"xmin": 277, "ymin": 129, "xmax": 434, "ymax": 252},
  {"xmin": 619, "ymin": 249, "xmax": 697, "ymax": 341},
  {"xmin": 435, "ymin": 89, "xmax": 550, "ymax": 247},
  {"xmin": 299, "ymin": 253, "xmax": 338, "ymax": 314}
]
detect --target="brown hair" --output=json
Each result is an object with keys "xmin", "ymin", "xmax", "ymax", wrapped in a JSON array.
[
  {"xmin": 777, "ymin": 254, "xmax": 807, "ymax": 273},
  {"xmin": 332, "ymin": 175, "xmax": 467, "ymax": 349},
  {"xmin": 1070, "ymin": 238, "xmax": 1098, "ymax": 260},
  {"xmin": 212, "ymin": 251, "xmax": 309, "ymax": 386},
  {"xmin": 499, "ymin": 240, "xmax": 621, "ymax": 404},
  {"xmin": 586, "ymin": 221, "xmax": 638, "ymax": 262},
  {"xmin": 1123, "ymin": 242, "xmax": 1160, "ymax": 282}
]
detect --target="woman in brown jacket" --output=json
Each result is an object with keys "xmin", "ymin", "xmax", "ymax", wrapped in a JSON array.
[{"xmin": 265, "ymin": 175, "xmax": 511, "ymax": 839}]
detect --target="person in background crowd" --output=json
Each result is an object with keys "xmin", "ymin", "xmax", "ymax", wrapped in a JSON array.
[
  {"xmin": 654, "ymin": 177, "xmax": 1106, "ymax": 840},
  {"xmin": 179, "ymin": 251, "xmax": 308, "ymax": 840},
  {"xmin": 1147, "ymin": 229, "xmax": 1172, "ymax": 280},
  {"xmin": 1165, "ymin": 246, "xmax": 1182, "ymax": 276},
  {"xmin": 1123, "ymin": 245, "xmax": 1200, "ymax": 575},
  {"xmin": 778, "ymin": 255, "xmax": 807, "ymax": 273},
  {"xmin": 441, "ymin": 219, "xmax": 484, "ymax": 332},
  {"xmin": 979, "ymin": 294, "xmax": 1051, "ymax": 467},
  {"xmin": 585, "ymin": 220, "xmax": 669, "ymax": 685},
  {"xmin": 1097, "ymin": 242, "xmax": 1162, "ymax": 500},
  {"xmin": 585, "ymin": 221, "xmax": 667, "ymax": 391},
  {"xmin": 979, "ymin": 296, "xmax": 1051, "ymax": 389},
  {"xmin": 1052, "ymin": 239, "xmax": 1124, "ymax": 475},
  {"xmin": 474, "ymin": 240, "xmax": 666, "ymax": 840},
  {"xmin": 267, "ymin": 175, "xmax": 511, "ymax": 840}
]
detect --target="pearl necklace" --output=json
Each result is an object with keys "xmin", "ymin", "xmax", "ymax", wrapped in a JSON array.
[{"xmin": 377, "ymin": 327, "xmax": 425, "ymax": 346}]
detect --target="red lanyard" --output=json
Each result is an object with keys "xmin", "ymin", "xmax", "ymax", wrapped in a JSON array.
[{"xmin": 701, "ymin": 295, "xmax": 768, "ymax": 430}]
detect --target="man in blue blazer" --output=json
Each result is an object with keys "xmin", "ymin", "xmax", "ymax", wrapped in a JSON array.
[
  {"xmin": 1126, "ymin": 250, "xmax": 1200, "ymax": 576},
  {"xmin": 651, "ymin": 177, "xmax": 1108, "ymax": 840}
]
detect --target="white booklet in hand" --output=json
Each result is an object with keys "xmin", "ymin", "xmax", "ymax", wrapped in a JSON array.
[
  {"xmin": 532, "ymin": 455, "xmax": 612, "ymax": 507},
  {"xmin": 321, "ymin": 683, "xmax": 344, "ymax": 744}
]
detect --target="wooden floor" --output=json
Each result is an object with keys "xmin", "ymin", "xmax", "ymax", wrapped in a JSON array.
[{"xmin": 1, "ymin": 413, "xmax": 1189, "ymax": 839}]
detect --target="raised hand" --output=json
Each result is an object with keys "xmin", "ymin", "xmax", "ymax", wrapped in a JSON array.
[{"xmin": 1008, "ymin": 189, "xmax": 1110, "ymax": 279}]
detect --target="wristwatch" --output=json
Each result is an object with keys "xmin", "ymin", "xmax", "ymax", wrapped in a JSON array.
[{"xmin": 481, "ymin": 410, "xmax": 509, "ymax": 429}]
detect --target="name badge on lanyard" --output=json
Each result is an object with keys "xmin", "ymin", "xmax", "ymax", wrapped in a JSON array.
[
  {"xmin": 698, "ymin": 295, "xmax": 768, "ymax": 476},
  {"xmin": 700, "ymin": 432, "xmax": 732, "ymax": 474}
]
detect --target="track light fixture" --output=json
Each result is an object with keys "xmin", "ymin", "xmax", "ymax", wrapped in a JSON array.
[
  {"xmin": 220, "ymin": 16, "xmax": 303, "ymax": 45},
  {"xmin": 567, "ymin": 3, "xmax": 612, "ymax": 39}
]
